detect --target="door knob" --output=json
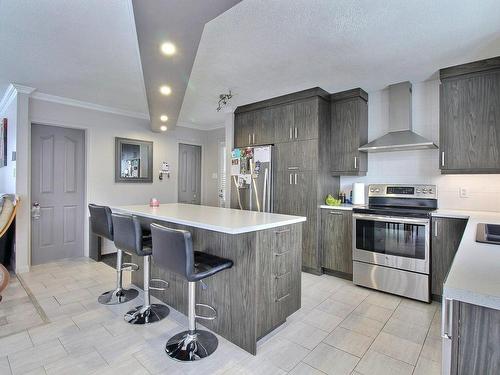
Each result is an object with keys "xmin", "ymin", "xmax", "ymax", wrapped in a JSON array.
[{"xmin": 31, "ymin": 202, "xmax": 41, "ymax": 220}]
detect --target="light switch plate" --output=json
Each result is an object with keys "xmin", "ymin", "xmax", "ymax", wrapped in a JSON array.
[{"xmin": 459, "ymin": 187, "xmax": 469, "ymax": 198}]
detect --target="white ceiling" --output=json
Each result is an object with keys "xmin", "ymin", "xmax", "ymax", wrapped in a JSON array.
[
  {"xmin": 179, "ymin": 0, "xmax": 500, "ymax": 129},
  {"xmin": 0, "ymin": 0, "xmax": 148, "ymax": 116},
  {"xmin": 132, "ymin": 0, "xmax": 241, "ymax": 131}
]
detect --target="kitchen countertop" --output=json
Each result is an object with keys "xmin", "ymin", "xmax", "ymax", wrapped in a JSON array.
[
  {"xmin": 435, "ymin": 209, "xmax": 500, "ymax": 310},
  {"xmin": 319, "ymin": 204, "xmax": 366, "ymax": 210},
  {"xmin": 111, "ymin": 203, "xmax": 306, "ymax": 234}
]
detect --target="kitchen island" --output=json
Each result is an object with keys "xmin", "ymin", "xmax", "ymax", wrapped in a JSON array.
[{"xmin": 111, "ymin": 203, "xmax": 306, "ymax": 355}]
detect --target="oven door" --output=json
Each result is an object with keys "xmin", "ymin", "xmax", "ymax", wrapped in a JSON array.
[{"xmin": 353, "ymin": 213, "xmax": 430, "ymax": 274}]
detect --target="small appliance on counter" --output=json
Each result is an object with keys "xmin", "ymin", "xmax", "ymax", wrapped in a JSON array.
[
  {"xmin": 230, "ymin": 145, "xmax": 273, "ymax": 212},
  {"xmin": 476, "ymin": 223, "xmax": 500, "ymax": 245},
  {"xmin": 352, "ymin": 183, "xmax": 437, "ymax": 302},
  {"xmin": 351, "ymin": 182, "xmax": 365, "ymax": 205}
]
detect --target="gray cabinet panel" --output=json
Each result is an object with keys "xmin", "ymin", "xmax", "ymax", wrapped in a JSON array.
[
  {"xmin": 272, "ymin": 103, "xmax": 295, "ymax": 143},
  {"xmin": 431, "ymin": 217, "xmax": 467, "ymax": 297},
  {"xmin": 440, "ymin": 60, "xmax": 500, "ymax": 173},
  {"xmin": 253, "ymin": 108, "xmax": 273, "ymax": 146},
  {"xmin": 293, "ymin": 98, "xmax": 319, "ymax": 141},
  {"xmin": 320, "ymin": 210, "xmax": 353, "ymax": 275},
  {"xmin": 234, "ymin": 111, "xmax": 254, "ymax": 148},
  {"xmin": 275, "ymin": 139, "xmax": 318, "ymax": 171},
  {"xmin": 455, "ymin": 301, "xmax": 500, "ymax": 375},
  {"xmin": 330, "ymin": 90, "xmax": 368, "ymax": 175}
]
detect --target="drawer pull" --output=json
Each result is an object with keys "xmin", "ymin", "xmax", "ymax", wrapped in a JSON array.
[
  {"xmin": 287, "ymin": 166, "xmax": 299, "ymax": 170},
  {"xmin": 275, "ymin": 271, "xmax": 290, "ymax": 280},
  {"xmin": 274, "ymin": 251, "xmax": 290, "ymax": 257},
  {"xmin": 329, "ymin": 211, "xmax": 344, "ymax": 216},
  {"xmin": 274, "ymin": 229, "xmax": 291, "ymax": 234},
  {"xmin": 276, "ymin": 293, "xmax": 290, "ymax": 303}
]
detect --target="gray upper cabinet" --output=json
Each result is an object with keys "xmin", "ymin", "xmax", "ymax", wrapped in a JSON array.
[
  {"xmin": 330, "ymin": 89, "xmax": 368, "ymax": 176},
  {"xmin": 293, "ymin": 99, "xmax": 319, "ymax": 141},
  {"xmin": 431, "ymin": 216, "xmax": 467, "ymax": 298},
  {"xmin": 272, "ymin": 104, "xmax": 294, "ymax": 143},
  {"xmin": 253, "ymin": 108, "xmax": 274, "ymax": 146},
  {"xmin": 320, "ymin": 209, "xmax": 353, "ymax": 276},
  {"xmin": 275, "ymin": 139, "xmax": 318, "ymax": 171},
  {"xmin": 439, "ymin": 56, "xmax": 500, "ymax": 173},
  {"xmin": 234, "ymin": 111, "xmax": 254, "ymax": 148}
]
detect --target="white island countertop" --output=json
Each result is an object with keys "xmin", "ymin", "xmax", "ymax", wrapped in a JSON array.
[
  {"xmin": 111, "ymin": 203, "xmax": 306, "ymax": 235},
  {"xmin": 435, "ymin": 209, "xmax": 500, "ymax": 310}
]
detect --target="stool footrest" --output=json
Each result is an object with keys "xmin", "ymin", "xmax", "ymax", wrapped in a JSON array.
[
  {"xmin": 121, "ymin": 262, "xmax": 139, "ymax": 272},
  {"xmin": 195, "ymin": 303, "xmax": 217, "ymax": 321},
  {"xmin": 149, "ymin": 278, "xmax": 169, "ymax": 291}
]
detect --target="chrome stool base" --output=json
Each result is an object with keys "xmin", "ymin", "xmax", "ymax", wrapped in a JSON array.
[
  {"xmin": 165, "ymin": 330, "xmax": 218, "ymax": 361},
  {"xmin": 98, "ymin": 287, "xmax": 138, "ymax": 305},
  {"xmin": 124, "ymin": 304, "xmax": 170, "ymax": 325}
]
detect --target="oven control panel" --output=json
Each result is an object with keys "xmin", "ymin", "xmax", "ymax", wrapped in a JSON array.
[{"xmin": 368, "ymin": 184, "xmax": 437, "ymax": 199}]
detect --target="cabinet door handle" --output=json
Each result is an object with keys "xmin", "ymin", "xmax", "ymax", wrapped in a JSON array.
[
  {"xmin": 289, "ymin": 127, "xmax": 292, "ymax": 139},
  {"xmin": 253, "ymin": 133, "xmax": 255, "ymax": 144},
  {"xmin": 441, "ymin": 298, "xmax": 453, "ymax": 340},
  {"xmin": 274, "ymin": 250, "xmax": 290, "ymax": 257},
  {"xmin": 275, "ymin": 271, "xmax": 290, "ymax": 280},
  {"xmin": 294, "ymin": 173, "xmax": 298, "ymax": 185},
  {"xmin": 274, "ymin": 229, "xmax": 291, "ymax": 235},
  {"xmin": 294, "ymin": 127, "xmax": 298, "ymax": 139},
  {"xmin": 275, "ymin": 293, "xmax": 290, "ymax": 303},
  {"xmin": 248, "ymin": 134, "xmax": 251, "ymax": 145},
  {"xmin": 354, "ymin": 156, "xmax": 358, "ymax": 169},
  {"xmin": 289, "ymin": 173, "xmax": 293, "ymax": 185},
  {"xmin": 441, "ymin": 152, "xmax": 445, "ymax": 167},
  {"xmin": 287, "ymin": 166, "xmax": 299, "ymax": 170},
  {"xmin": 434, "ymin": 220, "xmax": 439, "ymax": 237},
  {"xmin": 329, "ymin": 211, "xmax": 343, "ymax": 216}
]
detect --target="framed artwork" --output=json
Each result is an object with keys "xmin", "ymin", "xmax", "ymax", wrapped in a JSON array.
[{"xmin": 0, "ymin": 118, "xmax": 6, "ymax": 167}]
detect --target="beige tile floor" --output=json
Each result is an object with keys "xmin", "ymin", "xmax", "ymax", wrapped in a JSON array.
[{"xmin": 0, "ymin": 258, "xmax": 442, "ymax": 374}]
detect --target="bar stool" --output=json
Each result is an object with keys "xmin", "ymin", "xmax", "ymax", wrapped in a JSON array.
[
  {"xmin": 150, "ymin": 223, "xmax": 233, "ymax": 361},
  {"xmin": 88, "ymin": 204, "xmax": 138, "ymax": 305},
  {"xmin": 111, "ymin": 213, "xmax": 170, "ymax": 324}
]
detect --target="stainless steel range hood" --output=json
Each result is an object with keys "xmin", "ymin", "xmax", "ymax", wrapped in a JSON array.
[{"xmin": 359, "ymin": 82, "xmax": 437, "ymax": 153}]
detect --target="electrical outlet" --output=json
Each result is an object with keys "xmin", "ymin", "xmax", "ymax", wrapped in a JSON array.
[{"xmin": 459, "ymin": 187, "xmax": 469, "ymax": 198}]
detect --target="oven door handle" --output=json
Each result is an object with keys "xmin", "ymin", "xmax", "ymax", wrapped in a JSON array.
[{"xmin": 353, "ymin": 213, "xmax": 429, "ymax": 225}]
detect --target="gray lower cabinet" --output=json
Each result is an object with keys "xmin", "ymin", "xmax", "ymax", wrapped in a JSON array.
[
  {"xmin": 320, "ymin": 209, "xmax": 352, "ymax": 275},
  {"xmin": 439, "ymin": 56, "xmax": 500, "ymax": 173},
  {"xmin": 431, "ymin": 217, "xmax": 467, "ymax": 298},
  {"xmin": 448, "ymin": 301, "xmax": 500, "ymax": 375},
  {"xmin": 330, "ymin": 88, "xmax": 368, "ymax": 176}
]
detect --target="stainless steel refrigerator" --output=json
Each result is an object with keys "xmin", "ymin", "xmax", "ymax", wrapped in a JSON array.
[{"xmin": 230, "ymin": 145, "xmax": 273, "ymax": 212}]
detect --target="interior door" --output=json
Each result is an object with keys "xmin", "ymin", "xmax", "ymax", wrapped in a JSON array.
[
  {"xmin": 31, "ymin": 124, "xmax": 85, "ymax": 265},
  {"xmin": 178, "ymin": 143, "xmax": 202, "ymax": 204}
]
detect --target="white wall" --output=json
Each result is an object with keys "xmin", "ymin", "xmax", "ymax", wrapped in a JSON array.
[
  {"xmin": 203, "ymin": 127, "xmax": 225, "ymax": 207},
  {"xmin": 341, "ymin": 80, "xmax": 500, "ymax": 212},
  {"xmin": 0, "ymin": 93, "xmax": 17, "ymax": 194}
]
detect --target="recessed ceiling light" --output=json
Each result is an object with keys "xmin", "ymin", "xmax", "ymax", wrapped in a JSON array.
[
  {"xmin": 159, "ymin": 85, "xmax": 172, "ymax": 95},
  {"xmin": 160, "ymin": 42, "xmax": 176, "ymax": 56},
  {"xmin": 160, "ymin": 125, "xmax": 167, "ymax": 131},
  {"xmin": 160, "ymin": 115, "xmax": 168, "ymax": 122}
]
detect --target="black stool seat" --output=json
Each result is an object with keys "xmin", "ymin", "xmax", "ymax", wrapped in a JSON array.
[
  {"xmin": 193, "ymin": 252, "xmax": 233, "ymax": 282},
  {"xmin": 150, "ymin": 223, "xmax": 233, "ymax": 362}
]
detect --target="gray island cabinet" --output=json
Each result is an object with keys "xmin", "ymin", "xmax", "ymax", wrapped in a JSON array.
[{"xmin": 111, "ymin": 203, "xmax": 305, "ymax": 355}]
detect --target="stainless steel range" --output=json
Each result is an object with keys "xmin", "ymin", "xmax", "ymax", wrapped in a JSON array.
[{"xmin": 352, "ymin": 184, "xmax": 437, "ymax": 302}]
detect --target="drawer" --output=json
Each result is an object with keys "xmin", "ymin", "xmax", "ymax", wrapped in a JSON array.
[
  {"xmin": 271, "ymin": 227, "xmax": 292, "ymax": 254},
  {"xmin": 275, "ymin": 271, "xmax": 291, "ymax": 301},
  {"xmin": 273, "ymin": 250, "xmax": 291, "ymax": 276}
]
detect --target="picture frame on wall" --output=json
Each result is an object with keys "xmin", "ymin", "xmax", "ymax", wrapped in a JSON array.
[{"xmin": 0, "ymin": 118, "xmax": 7, "ymax": 167}]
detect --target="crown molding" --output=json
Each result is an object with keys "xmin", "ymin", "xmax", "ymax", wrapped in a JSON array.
[
  {"xmin": 11, "ymin": 83, "xmax": 36, "ymax": 95},
  {"xmin": 31, "ymin": 92, "xmax": 150, "ymax": 120},
  {"xmin": 176, "ymin": 120, "xmax": 225, "ymax": 131}
]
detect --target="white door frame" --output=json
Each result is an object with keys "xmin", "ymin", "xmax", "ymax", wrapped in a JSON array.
[
  {"xmin": 176, "ymin": 140, "xmax": 204, "ymax": 204},
  {"xmin": 30, "ymin": 119, "xmax": 89, "ymax": 264}
]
